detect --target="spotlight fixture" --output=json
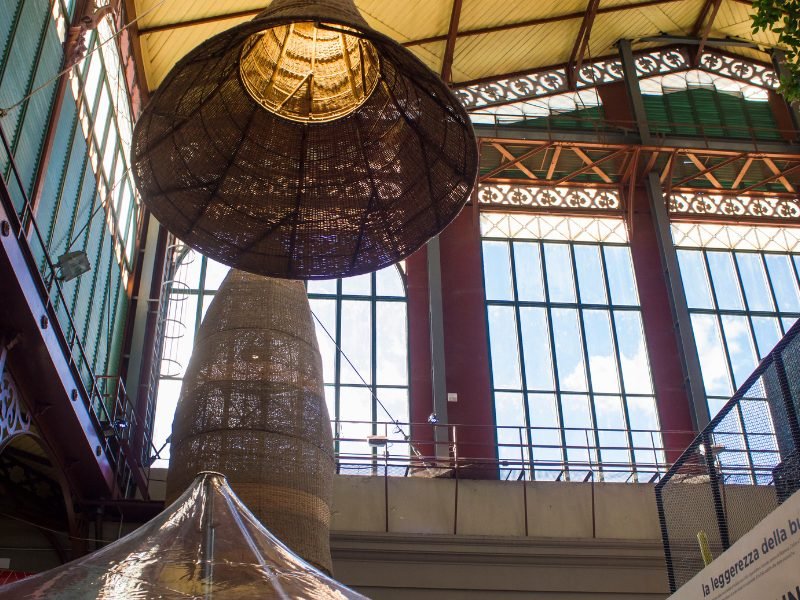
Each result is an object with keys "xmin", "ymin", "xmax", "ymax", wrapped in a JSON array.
[
  {"xmin": 132, "ymin": 0, "xmax": 478, "ymax": 280},
  {"xmin": 367, "ymin": 434, "xmax": 388, "ymax": 447},
  {"xmin": 56, "ymin": 250, "xmax": 91, "ymax": 282},
  {"xmin": 427, "ymin": 413, "xmax": 439, "ymax": 425}
]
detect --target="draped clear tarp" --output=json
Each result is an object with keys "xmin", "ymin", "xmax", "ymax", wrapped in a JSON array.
[{"xmin": 0, "ymin": 472, "xmax": 367, "ymax": 599}]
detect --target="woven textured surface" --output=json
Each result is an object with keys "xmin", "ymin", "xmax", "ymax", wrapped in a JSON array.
[
  {"xmin": 132, "ymin": 0, "xmax": 478, "ymax": 280},
  {"xmin": 0, "ymin": 473, "xmax": 367, "ymax": 599},
  {"xmin": 166, "ymin": 271, "xmax": 335, "ymax": 573}
]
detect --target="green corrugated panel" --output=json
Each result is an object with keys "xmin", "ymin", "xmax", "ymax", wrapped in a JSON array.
[
  {"xmin": 745, "ymin": 100, "xmax": 782, "ymax": 140},
  {"xmin": 86, "ymin": 229, "xmax": 113, "ymax": 371},
  {"xmin": 53, "ymin": 149, "xmax": 94, "ymax": 315},
  {"xmin": 104, "ymin": 268, "xmax": 125, "ymax": 377},
  {"xmin": 64, "ymin": 169, "xmax": 104, "ymax": 341},
  {"xmin": 642, "ymin": 95, "xmax": 672, "ymax": 134},
  {"xmin": 664, "ymin": 92, "xmax": 697, "ymax": 136},
  {"xmin": 61, "ymin": 169, "xmax": 98, "ymax": 323},
  {"xmin": 10, "ymin": 13, "xmax": 62, "ymax": 198},
  {"xmin": 0, "ymin": 1, "xmax": 24, "ymax": 89},
  {"xmin": 643, "ymin": 89, "xmax": 782, "ymax": 141},
  {"xmin": 717, "ymin": 93, "xmax": 749, "ymax": 139},
  {"xmin": 37, "ymin": 94, "xmax": 78, "ymax": 256},
  {"xmin": 519, "ymin": 106, "xmax": 606, "ymax": 132},
  {"xmin": 0, "ymin": 0, "xmax": 49, "ymax": 181},
  {"xmin": 72, "ymin": 202, "xmax": 106, "ymax": 348}
]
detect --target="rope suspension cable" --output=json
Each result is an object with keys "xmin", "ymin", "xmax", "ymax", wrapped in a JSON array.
[{"xmin": 309, "ymin": 308, "xmax": 429, "ymax": 464}]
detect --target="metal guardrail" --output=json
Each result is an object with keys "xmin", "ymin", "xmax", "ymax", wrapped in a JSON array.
[
  {"xmin": 0, "ymin": 122, "xmax": 145, "ymax": 498},
  {"xmin": 655, "ymin": 319, "xmax": 800, "ymax": 593},
  {"xmin": 330, "ymin": 420, "xmax": 679, "ymax": 483}
]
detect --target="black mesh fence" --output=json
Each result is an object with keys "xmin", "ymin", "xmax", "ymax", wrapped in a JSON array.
[{"xmin": 656, "ymin": 320, "xmax": 800, "ymax": 593}]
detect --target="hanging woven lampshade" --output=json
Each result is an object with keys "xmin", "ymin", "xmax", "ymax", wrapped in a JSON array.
[
  {"xmin": 132, "ymin": 0, "xmax": 478, "ymax": 280},
  {"xmin": 166, "ymin": 270, "xmax": 335, "ymax": 573}
]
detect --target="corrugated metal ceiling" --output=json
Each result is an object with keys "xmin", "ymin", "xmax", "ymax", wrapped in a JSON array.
[{"xmin": 130, "ymin": 0, "xmax": 783, "ymax": 92}]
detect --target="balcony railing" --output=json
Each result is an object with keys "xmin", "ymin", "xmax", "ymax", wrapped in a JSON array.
[
  {"xmin": 0, "ymin": 122, "xmax": 146, "ymax": 498},
  {"xmin": 330, "ymin": 419, "xmax": 684, "ymax": 483}
]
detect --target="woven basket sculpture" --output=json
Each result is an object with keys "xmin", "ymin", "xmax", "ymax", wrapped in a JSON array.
[
  {"xmin": 166, "ymin": 270, "xmax": 335, "ymax": 573},
  {"xmin": 132, "ymin": 0, "xmax": 478, "ymax": 280}
]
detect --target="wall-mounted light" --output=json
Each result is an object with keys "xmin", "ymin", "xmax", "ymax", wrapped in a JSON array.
[{"xmin": 56, "ymin": 250, "xmax": 91, "ymax": 282}]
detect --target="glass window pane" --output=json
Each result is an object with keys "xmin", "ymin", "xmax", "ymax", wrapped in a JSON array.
[
  {"xmin": 308, "ymin": 279, "xmax": 337, "ymax": 294},
  {"xmin": 325, "ymin": 385, "xmax": 336, "ymax": 428},
  {"xmin": 583, "ymin": 309, "xmax": 621, "ymax": 393},
  {"xmin": 376, "ymin": 302, "xmax": 407, "ymax": 386},
  {"xmin": 340, "ymin": 300, "xmax": 372, "ymax": 384},
  {"xmin": 376, "ymin": 265, "xmax": 405, "ymax": 297},
  {"xmin": 487, "ymin": 306, "xmax": 522, "ymax": 389},
  {"xmin": 342, "ymin": 273, "xmax": 372, "ymax": 296},
  {"xmin": 764, "ymin": 254, "xmax": 800, "ymax": 312},
  {"xmin": 594, "ymin": 395, "xmax": 630, "ymax": 478},
  {"xmin": 720, "ymin": 314, "xmax": 758, "ymax": 388},
  {"xmin": 552, "ymin": 308, "xmax": 587, "ymax": 392},
  {"xmin": 528, "ymin": 393, "xmax": 563, "ymax": 479},
  {"xmin": 338, "ymin": 386, "xmax": 373, "ymax": 474},
  {"xmin": 309, "ymin": 298, "xmax": 337, "ymax": 385},
  {"xmin": 495, "ymin": 392, "xmax": 527, "ymax": 480},
  {"xmin": 613, "ymin": 311, "xmax": 654, "ymax": 395},
  {"xmin": 626, "ymin": 396, "xmax": 662, "ymax": 474},
  {"xmin": 203, "ymin": 259, "xmax": 230, "ymax": 291},
  {"xmin": 483, "ymin": 241, "xmax": 514, "ymax": 301},
  {"xmin": 735, "ymin": 252, "xmax": 774, "ymax": 311},
  {"xmin": 678, "ymin": 250, "xmax": 713, "ymax": 309},
  {"xmin": 691, "ymin": 313, "xmax": 733, "ymax": 398},
  {"xmin": 782, "ymin": 317, "xmax": 798, "ymax": 334},
  {"xmin": 561, "ymin": 394, "xmax": 594, "ymax": 476},
  {"xmin": 513, "ymin": 242, "xmax": 545, "ymax": 302},
  {"xmin": 706, "ymin": 251, "xmax": 744, "ymax": 310},
  {"xmin": 603, "ymin": 246, "xmax": 638, "ymax": 305},
  {"xmin": 518, "ymin": 307, "xmax": 554, "ymax": 391},
  {"xmin": 574, "ymin": 245, "xmax": 607, "ymax": 305},
  {"xmin": 544, "ymin": 243, "xmax": 575, "ymax": 303},
  {"xmin": 152, "ymin": 379, "xmax": 182, "ymax": 467},
  {"xmin": 751, "ymin": 316, "xmax": 781, "ymax": 358}
]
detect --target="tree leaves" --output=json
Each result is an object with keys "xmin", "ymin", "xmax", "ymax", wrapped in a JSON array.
[{"xmin": 751, "ymin": 0, "xmax": 800, "ymax": 102}]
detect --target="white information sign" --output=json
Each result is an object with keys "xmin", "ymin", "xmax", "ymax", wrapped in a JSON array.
[{"xmin": 669, "ymin": 490, "xmax": 800, "ymax": 600}]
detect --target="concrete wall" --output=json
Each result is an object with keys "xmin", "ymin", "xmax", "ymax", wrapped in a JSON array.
[{"xmin": 330, "ymin": 476, "xmax": 669, "ymax": 599}]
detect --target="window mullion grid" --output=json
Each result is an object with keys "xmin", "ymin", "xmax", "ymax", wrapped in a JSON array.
[
  {"xmin": 539, "ymin": 242, "xmax": 569, "ymax": 481},
  {"xmin": 371, "ymin": 271, "xmax": 378, "ymax": 473},
  {"xmin": 598, "ymin": 243, "xmax": 638, "ymax": 482},
  {"xmin": 508, "ymin": 241, "xmax": 534, "ymax": 481},
  {"xmin": 787, "ymin": 253, "xmax": 800, "ymax": 335},
  {"xmin": 569, "ymin": 243, "xmax": 602, "ymax": 482},
  {"xmin": 710, "ymin": 250, "xmax": 757, "ymax": 483},
  {"xmin": 334, "ymin": 277, "xmax": 343, "ymax": 470}
]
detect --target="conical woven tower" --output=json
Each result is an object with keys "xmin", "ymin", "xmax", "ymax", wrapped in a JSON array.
[{"xmin": 166, "ymin": 270, "xmax": 335, "ymax": 573}]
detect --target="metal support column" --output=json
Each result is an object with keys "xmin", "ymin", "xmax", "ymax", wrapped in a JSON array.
[
  {"xmin": 646, "ymin": 172, "xmax": 709, "ymax": 429},
  {"xmin": 427, "ymin": 236, "xmax": 450, "ymax": 461},
  {"xmin": 618, "ymin": 39, "xmax": 652, "ymax": 145}
]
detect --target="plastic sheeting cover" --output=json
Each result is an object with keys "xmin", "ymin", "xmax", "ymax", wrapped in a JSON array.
[{"xmin": 0, "ymin": 472, "xmax": 368, "ymax": 599}]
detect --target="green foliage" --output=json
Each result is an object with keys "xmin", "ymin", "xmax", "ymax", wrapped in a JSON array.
[{"xmin": 751, "ymin": 0, "xmax": 800, "ymax": 102}]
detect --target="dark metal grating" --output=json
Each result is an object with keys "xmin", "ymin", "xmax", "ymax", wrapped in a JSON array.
[
  {"xmin": 132, "ymin": 0, "xmax": 478, "ymax": 280},
  {"xmin": 656, "ymin": 320, "xmax": 800, "ymax": 593}
]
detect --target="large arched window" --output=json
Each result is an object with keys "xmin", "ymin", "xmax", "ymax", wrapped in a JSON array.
[
  {"xmin": 481, "ymin": 213, "xmax": 662, "ymax": 482},
  {"xmin": 152, "ymin": 252, "xmax": 409, "ymax": 470},
  {"xmin": 673, "ymin": 223, "xmax": 800, "ymax": 417}
]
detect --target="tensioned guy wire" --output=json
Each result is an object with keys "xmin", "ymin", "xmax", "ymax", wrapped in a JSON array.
[
  {"xmin": 0, "ymin": 0, "xmax": 175, "ymax": 117},
  {"xmin": 308, "ymin": 309, "xmax": 428, "ymax": 463}
]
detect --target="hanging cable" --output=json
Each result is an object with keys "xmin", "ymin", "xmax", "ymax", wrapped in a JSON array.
[{"xmin": 309, "ymin": 308, "xmax": 429, "ymax": 464}]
